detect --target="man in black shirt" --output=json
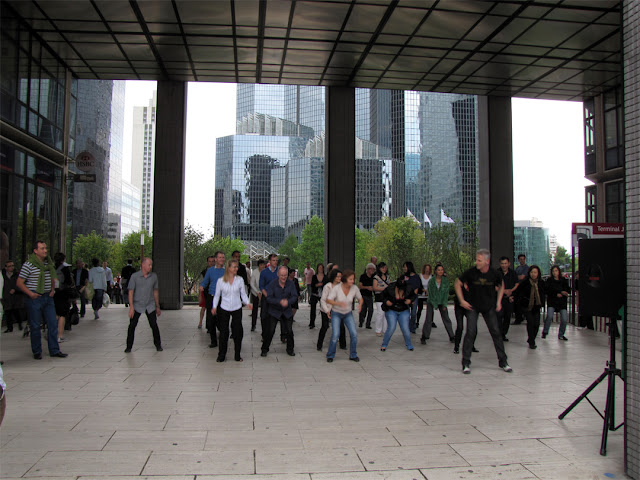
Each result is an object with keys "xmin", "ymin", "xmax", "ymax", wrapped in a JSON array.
[
  {"xmin": 455, "ymin": 249, "xmax": 512, "ymax": 374},
  {"xmin": 497, "ymin": 256, "xmax": 519, "ymax": 342},
  {"xmin": 232, "ymin": 250, "xmax": 248, "ymax": 287},
  {"xmin": 120, "ymin": 259, "xmax": 136, "ymax": 308},
  {"xmin": 358, "ymin": 263, "xmax": 375, "ymax": 328}
]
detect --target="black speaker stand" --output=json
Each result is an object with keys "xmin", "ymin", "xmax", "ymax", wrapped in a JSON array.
[{"xmin": 558, "ymin": 318, "xmax": 624, "ymax": 456}]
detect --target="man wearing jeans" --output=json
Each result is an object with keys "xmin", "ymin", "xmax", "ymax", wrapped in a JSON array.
[
  {"xmin": 125, "ymin": 257, "xmax": 162, "ymax": 352},
  {"xmin": 16, "ymin": 241, "xmax": 68, "ymax": 359},
  {"xmin": 455, "ymin": 249, "xmax": 511, "ymax": 374}
]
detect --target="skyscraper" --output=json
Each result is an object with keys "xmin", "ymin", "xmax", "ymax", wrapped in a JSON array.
[
  {"xmin": 107, "ymin": 80, "xmax": 126, "ymax": 242},
  {"xmin": 131, "ymin": 91, "xmax": 157, "ymax": 235},
  {"xmin": 214, "ymin": 85, "xmax": 479, "ymax": 244},
  {"xmin": 71, "ymin": 80, "xmax": 114, "ymax": 239}
]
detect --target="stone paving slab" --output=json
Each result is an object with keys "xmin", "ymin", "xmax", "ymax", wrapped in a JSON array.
[{"xmin": 0, "ymin": 304, "xmax": 627, "ymax": 478}]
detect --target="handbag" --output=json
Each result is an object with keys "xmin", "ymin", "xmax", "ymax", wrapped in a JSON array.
[
  {"xmin": 85, "ymin": 282, "xmax": 95, "ymax": 301},
  {"xmin": 103, "ymin": 293, "xmax": 111, "ymax": 308}
]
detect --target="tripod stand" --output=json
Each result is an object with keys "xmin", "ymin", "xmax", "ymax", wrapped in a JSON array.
[{"xmin": 558, "ymin": 318, "xmax": 624, "ymax": 455}]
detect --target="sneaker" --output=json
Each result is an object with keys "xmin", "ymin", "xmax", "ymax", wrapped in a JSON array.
[
  {"xmin": 541, "ymin": 333, "xmax": 547, "ymax": 339},
  {"xmin": 453, "ymin": 347, "xmax": 460, "ymax": 354},
  {"xmin": 462, "ymin": 365, "xmax": 471, "ymax": 374},
  {"xmin": 501, "ymin": 364, "xmax": 513, "ymax": 373},
  {"xmin": 558, "ymin": 336, "xmax": 568, "ymax": 341},
  {"xmin": 58, "ymin": 337, "xmax": 65, "ymax": 343}
]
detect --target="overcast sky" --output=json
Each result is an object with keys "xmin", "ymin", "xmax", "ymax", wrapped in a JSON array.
[{"xmin": 123, "ymin": 81, "xmax": 589, "ymax": 250}]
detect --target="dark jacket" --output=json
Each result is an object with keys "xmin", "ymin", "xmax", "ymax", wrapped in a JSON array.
[
  {"xmin": 72, "ymin": 267, "xmax": 89, "ymax": 288},
  {"xmin": 516, "ymin": 278, "xmax": 546, "ymax": 310},
  {"xmin": 265, "ymin": 278, "xmax": 299, "ymax": 319},
  {"xmin": 2, "ymin": 268, "xmax": 24, "ymax": 310},
  {"xmin": 545, "ymin": 276, "xmax": 571, "ymax": 310},
  {"xmin": 381, "ymin": 282, "xmax": 416, "ymax": 312}
]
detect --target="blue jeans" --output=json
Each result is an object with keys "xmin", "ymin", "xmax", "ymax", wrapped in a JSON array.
[
  {"xmin": 543, "ymin": 307, "xmax": 568, "ymax": 337},
  {"xmin": 409, "ymin": 301, "xmax": 418, "ymax": 332},
  {"xmin": 25, "ymin": 294, "xmax": 60, "ymax": 355},
  {"xmin": 382, "ymin": 309, "xmax": 413, "ymax": 350},
  {"xmin": 327, "ymin": 311, "xmax": 357, "ymax": 359}
]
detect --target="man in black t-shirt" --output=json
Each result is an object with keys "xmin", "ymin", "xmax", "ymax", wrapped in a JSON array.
[
  {"xmin": 358, "ymin": 263, "xmax": 376, "ymax": 328},
  {"xmin": 497, "ymin": 256, "xmax": 519, "ymax": 342},
  {"xmin": 454, "ymin": 249, "xmax": 512, "ymax": 374}
]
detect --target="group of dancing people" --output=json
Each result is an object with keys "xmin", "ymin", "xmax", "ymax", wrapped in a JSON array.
[{"xmin": 199, "ymin": 248, "xmax": 571, "ymax": 373}]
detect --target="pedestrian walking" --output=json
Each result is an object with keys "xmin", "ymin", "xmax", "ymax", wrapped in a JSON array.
[
  {"xmin": 542, "ymin": 265, "xmax": 571, "ymax": 341},
  {"xmin": 88, "ymin": 259, "xmax": 107, "ymax": 319}
]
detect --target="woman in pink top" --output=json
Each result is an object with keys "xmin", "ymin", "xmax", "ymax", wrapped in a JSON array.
[{"xmin": 325, "ymin": 270, "xmax": 363, "ymax": 363}]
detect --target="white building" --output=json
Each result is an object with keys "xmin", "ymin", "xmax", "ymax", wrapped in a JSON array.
[{"xmin": 131, "ymin": 91, "xmax": 157, "ymax": 234}]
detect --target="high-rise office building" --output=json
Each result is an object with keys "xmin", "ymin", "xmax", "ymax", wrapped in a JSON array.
[
  {"xmin": 71, "ymin": 80, "xmax": 114, "ymax": 239},
  {"xmin": 106, "ymin": 80, "xmax": 126, "ymax": 241},
  {"xmin": 131, "ymin": 91, "xmax": 157, "ymax": 235},
  {"xmin": 214, "ymin": 85, "xmax": 479, "ymax": 244},
  {"xmin": 120, "ymin": 180, "xmax": 142, "ymax": 238},
  {"xmin": 514, "ymin": 218, "xmax": 551, "ymax": 270}
]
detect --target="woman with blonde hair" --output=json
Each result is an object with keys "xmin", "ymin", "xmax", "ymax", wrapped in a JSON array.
[{"xmin": 212, "ymin": 259, "xmax": 252, "ymax": 362}]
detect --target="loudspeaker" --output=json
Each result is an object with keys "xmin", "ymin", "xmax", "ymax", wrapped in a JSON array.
[{"xmin": 578, "ymin": 238, "xmax": 625, "ymax": 318}]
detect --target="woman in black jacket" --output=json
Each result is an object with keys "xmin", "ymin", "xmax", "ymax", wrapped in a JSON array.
[
  {"xmin": 542, "ymin": 265, "xmax": 571, "ymax": 341},
  {"xmin": 380, "ymin": 278, "xmax": 416, "ymax": 352},
  {"xmin": 516, "ymin": 265, "xmax": 545, "ymax": 349}
]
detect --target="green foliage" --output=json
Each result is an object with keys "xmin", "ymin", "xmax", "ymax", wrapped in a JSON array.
[
  {"xmin": 278, "ymin": 234, "xmax": 299, "ymax": 268},
  {"xmin": 72, "ymin": 231, "xmax": 112, "ymax": 266},
  {"xmin": 355, "ymin": 228, "xmax": 376, "ymax": 275},
  {"xmin": 107, "ymin": 231, "xmax": 153, "ymax": 273},
  {"xmin": 182, "ymin": 230, "xmax": 245, "ymax": 294},
  {"xmin": 294, "ymin": 216, "xmax": 325, "ymax": 270},
  {"xmin": 372, "ymin": 216, "xmax": 424, "ymax": 278},
  {"xmin": 423, "ymin": 223, "xmax": 477, "ymax": 282},
  {"xmin": 554, "ymin": 245, "xmax": 571, "ymax": 270}
]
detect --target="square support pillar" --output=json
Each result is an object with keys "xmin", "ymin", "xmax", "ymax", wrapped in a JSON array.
[
  {"xmin": 478, "ymin": 96, "xmax": 514, "ymax": 264},
  {"xmin": 325, "ymin": 86, "xmax": 355, "ymax": 270},
  {"xmin": 623, "ymin": 0, "xmax": 639, "ymax": 476},
  {"xmin": 152, "ymin": 81, "xmax": 187, "ymax": 310}
]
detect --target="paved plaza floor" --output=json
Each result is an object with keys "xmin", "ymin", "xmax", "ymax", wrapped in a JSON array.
[{"xmin": 0, "ymin": 303, "xmax": 628, "ymax": 479}]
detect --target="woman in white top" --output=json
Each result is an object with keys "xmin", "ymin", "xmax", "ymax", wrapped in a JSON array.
[
  {"xmin": 212, "ymin": 259, "xmax": 252, "ymax": 362},
  {"xmin": 317, "ymin": 269, "xmax": 343, "ymax": 351},
  {"xmin": 416, "ymin": 264, "xmax": 432, "ymax": 329},
  {"xmin": 325, "ymin": 270, "xmax": 363, "ymax": 362},
  {"xmin": 372, "ymin": 262, "xmax": 390, "ymax": 337}
]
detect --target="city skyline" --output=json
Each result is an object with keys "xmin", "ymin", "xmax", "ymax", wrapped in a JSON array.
[{"xmin": 122, "ymin": 81, "xmax": 588, "ymax": 251}]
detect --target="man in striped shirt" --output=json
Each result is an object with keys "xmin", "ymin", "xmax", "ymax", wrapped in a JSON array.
[{"xmin": 16, "ymin": 241, "xmax": 68, "ymax": 360}]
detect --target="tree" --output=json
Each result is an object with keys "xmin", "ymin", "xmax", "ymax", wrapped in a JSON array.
[
  {"xmin": 183, "ymin": 224, "xmax": 206, "ymax": 295},
  {"xmin": 372, "ymin": 216, "xmax": 424, "ymax": 278},
  {"xmin": 278, "ymin": 234, "xmax": 299, "ymax": 268},
  {"xmin": 554, "ymin": 246, "xmax": 571, "ymax": 269},
  {"xmin": 108, "ymin": 231, "xmax": 153, "ymax": 274},
  {"xmin": 72, "ymin": 231, "xmax": 112, "ymax": 266},
  {"xmin": 423, "ymin": 223, "xmax": 476, "ymax": 283},
  {"xmin": 355, "ymin": 227, "xmax": 376, "ymax": 275},
  {"xmin": 294, "ymin": 216, "xmax": 324, "ymax": 269}
]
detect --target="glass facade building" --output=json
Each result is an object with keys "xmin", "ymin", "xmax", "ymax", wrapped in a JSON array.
[
  {"xmin": 1, "ymin": 10, "xmax": 69, "ymax": 265},
  {"xmin": 514, "ymin": 219, "xmax": 551, "ymax": 271},
  {"xmin": 215, "ymin": 84, "xmax": 479, "ymax": 245}
]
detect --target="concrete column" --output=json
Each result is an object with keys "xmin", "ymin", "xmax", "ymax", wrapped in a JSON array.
[
  {"xmin": 324, "ymin": 86, "xmax": 355, "ymax": 270},
  {"xmin": 623, "ymin": 1, "xmax": 639, "ymax": 476},
  {"xmin": 478, "ymin": 96, "xmax": 514, "ymax": 264},
  {"xmin": 152, "ymin": 81, "xmax": 187, "ymax": 310}
]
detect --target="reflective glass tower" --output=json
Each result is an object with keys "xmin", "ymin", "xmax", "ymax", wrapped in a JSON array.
[{"xmin": 215, "ymin": 85, "xmax": 479, "ymax": 244}]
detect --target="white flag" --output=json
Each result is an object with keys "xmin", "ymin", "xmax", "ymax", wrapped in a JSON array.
[
  {"xmin": 423, "ymin": 210, "xmax": 432, "ymax": 228},
  {"xmin": 441, "ymin": 209, "xmax": 455, "ymax": 224},
  {"xmin": 407, "ymin": 209, "xmax": 420, "ymax": 225}
]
